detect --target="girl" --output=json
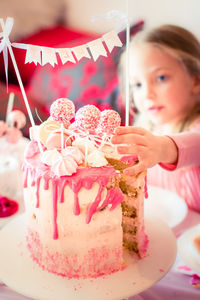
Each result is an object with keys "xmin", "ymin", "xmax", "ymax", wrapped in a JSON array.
[{"xmin": 112, "ymin": 24, "xmax": 200, "ymax": 212}]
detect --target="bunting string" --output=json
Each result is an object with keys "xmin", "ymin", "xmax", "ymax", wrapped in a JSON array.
[{"xmin": 11, "ymin": 30, "xmax": 123, "ymax": 65}]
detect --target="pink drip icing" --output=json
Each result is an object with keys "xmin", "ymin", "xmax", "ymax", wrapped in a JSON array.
[
  {"xmin": 74, "ymin": 193, "xmax": 80, "ymax": 215},
  {"xmin": 98, "ymin": 188, "xmax": 124, "ymax": 211},
  {"xmin": 23, "ymin": 146, "xmax": 123, "ymax": 240},
  {"xmin": 52, "ymin": 182, "xmax": 58, "ymax": 239},
  {"xmin": 144, "ymin": 175, "xmax": 148, "ymax": 198},
  {"xmin": 86, "ymin": 185, "xmax": 104, "ymax": 224},
  {"xmin": 59, "ymin": 180, "xmax": 66, "ymax": 203}
]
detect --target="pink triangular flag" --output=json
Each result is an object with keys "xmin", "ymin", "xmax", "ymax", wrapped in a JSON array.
[
  {"xmin": 57, "ymin": 48, "xmax": 76, "ymax": 64},
  {"xmin": 103, "ymin": 30, "xmax": 123, "ymax": 53},
  {"xmin": 72, "ymin": 45, "xmax": 91, "ymax": 61},
  {"xmin": 87, "ymin": 38, "xmax": 107, "ymax": 61},
  {"xmin": 25, "ymin": 45, "xmax": 41, "ymax": 65},
  {"xmin": 41, "ymin": 47, "xmax": 57, "ymax": 66}
]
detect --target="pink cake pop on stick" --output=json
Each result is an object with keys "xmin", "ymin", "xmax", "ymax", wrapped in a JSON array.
[
  {"xmin": 50, "ymin": 98, "xmax": 75, "ymax": 124},
  {"xmin": 97, "ymin": 109, "xmax": 121, "ymax": 135},
  {"xmin": 50, "ymin": 98, "xmax": 75, "ymax": 150},
  {"xmin": 75, "ymin": 105, "xmax": 101, "ymax": 132}
]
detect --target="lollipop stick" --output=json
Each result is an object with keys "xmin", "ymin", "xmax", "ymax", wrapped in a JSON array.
[
  {"xmin": 125, "ymin": 0, "xmax": 130, "ymax": 126},
  {"xmin": 6, "ymin": 92, "xmax": 14, "ymax": 125}
]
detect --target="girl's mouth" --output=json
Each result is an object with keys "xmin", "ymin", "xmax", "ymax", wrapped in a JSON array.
[{"xmin": 148, "ymin": 106, "xmax": 164, "ymax": 114}]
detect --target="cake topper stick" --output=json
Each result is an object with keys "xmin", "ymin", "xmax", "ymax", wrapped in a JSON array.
[
  {"xmin": 0, "ymin": 19, "xmax": 35, "ymax": 128},
  {"xmin": 5, "ymin": 92, "xmax": 14, "ymax": 125},
  {"xmin": 91, "ymin": 6, "xmax": 130, "ymax": 125},
  {"xmin": 0, "ymin": 18, "xmax": 43, "ymax": 153},
  {"xmin": 125, "ymin": 0, "xmax": 130, "ymax": 126},
  {"xmin": 61, "ymin": 123, "xmax": 64, "ymax": 150}
]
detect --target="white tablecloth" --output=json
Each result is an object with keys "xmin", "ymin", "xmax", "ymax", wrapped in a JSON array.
[{"xmin": 0, "ymin": 210, "xmax": 200, "ymax": 300}]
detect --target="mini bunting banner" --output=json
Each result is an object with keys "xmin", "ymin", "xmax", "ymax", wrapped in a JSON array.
[
  {"xmin": 12, "ymin": 30, "xmax": 123, "ymax": 66},
  {"xmin": 41, "ymin": 47, "xmax": 57, "ymax": 66},
  {"xmin": 103, "ymin": 30, "xmax": 123, "ymax": 52},
  {"xmin": 87, "ymin": 38, "xmax": 107, "ymax": 61},
  {"xmin": 72, "ymin": 44, "xmax": 91, "ymax": 61},
  {"xmin": 25, "ymin": 45, "xmax": 41, "ymax": 65},
  {"xmin": 58, "ymin": 48, "xmax": 76, "ymax": 64}
]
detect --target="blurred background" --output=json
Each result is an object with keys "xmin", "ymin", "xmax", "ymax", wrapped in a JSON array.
[{"xmin": 0, "ymin": 0, "xmax": 200, "ymax": 136}]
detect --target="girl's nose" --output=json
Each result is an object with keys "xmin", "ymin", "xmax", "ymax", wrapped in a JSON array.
[{"xmin": 144, "ymin": 83, "xmax": 155, "ymax": 100}]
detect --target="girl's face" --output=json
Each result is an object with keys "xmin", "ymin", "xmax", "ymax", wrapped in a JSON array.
[{"xmin": 130, "ymin": 44, "xmax": 197, "ymax": 126}]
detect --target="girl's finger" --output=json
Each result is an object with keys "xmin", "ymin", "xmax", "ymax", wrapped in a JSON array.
[
  {"xmin": 117, "ymin": 144, "xmax": 145, "ymax": 155},
  {"xmin": 112, "ymin": 133, "xmax": 147, "ymax": 146},
  {"xmin": 115, "ymin": 126, "xmax": 147, "ymax": 136},
  {"xmin": 123, "ymin": 161, "xmax": 146, "ymax": 175}
]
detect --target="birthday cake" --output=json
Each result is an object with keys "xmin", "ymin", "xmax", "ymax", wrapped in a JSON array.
[{"xmin": 23, "ymin": 99, "xmax": 148, "ymax": 278}]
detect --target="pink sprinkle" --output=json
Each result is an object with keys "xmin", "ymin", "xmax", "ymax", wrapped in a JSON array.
[
  {"xmin": 75, "ymin": 105, "xmax": 101, "ymax": 131},
  {"xmin": 132, "ymin": 281, "xmax": 136, "ymax": 285},
  {"xmin": 97, "ymin": 109, "xmax": 121, "ymax": 134},
  {"xmin": 159, "ymin": 268, "xmax": 164, "ymax": 272},
  {"xmin": 50, "ymin": 98, "xmax": 75, "ymax": 123}
]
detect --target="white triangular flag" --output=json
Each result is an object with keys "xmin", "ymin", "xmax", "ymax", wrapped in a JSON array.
[
  {"xmin": 58, "ymin": 48, "xmax": 76, "ymax": 64},
  {"xmin": 87, "ymin": 38, "xmax": 107, "ymax": 61},
  {"xmin": 103, "ymin": 30, "xmax": 123, "ymax": 53},
  {"xmin": 41, "ymin": 47, "xmax": 57, "ymax": 66},
  {"xmin": 25, "ymin": 45, "xmax": 41, "ymax": 65},
  {"xmin": 72, "ymin": 45, "xmax": 91, "ymax": 61}
]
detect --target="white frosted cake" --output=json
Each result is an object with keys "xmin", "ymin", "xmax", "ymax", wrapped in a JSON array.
[{"xmin": 23, "ymin": 99, "xmax": 148, "ymax": 278}]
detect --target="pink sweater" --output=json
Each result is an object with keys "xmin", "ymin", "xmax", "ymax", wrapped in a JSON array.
[{"xmin": 148, "ymin": 123, "xmax": 200, "ymax": 212}]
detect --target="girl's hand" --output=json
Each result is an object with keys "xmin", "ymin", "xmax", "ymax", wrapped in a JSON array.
[{"xmin": 111, "ymin": 126, "xmax": 178, "ymax": 175}]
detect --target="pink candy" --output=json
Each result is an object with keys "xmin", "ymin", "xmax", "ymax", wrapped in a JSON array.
[
  {"xmin": 97, "ymin": 109, "xmax": 121, "ymax": 134},
  {"xmin": 75, "ymin": 105, "xmax": 101, "ymax": 132},
  {"xmin": 0, "ymin": 121, "xmax": 7, "ymax": 136},
  {"xmin": 7, "ymin": 110, "xmax": 26, "ymax": 129},
  {"xmin": 50, "ymin": 98, "xmax": 75, "ymax": 123}
]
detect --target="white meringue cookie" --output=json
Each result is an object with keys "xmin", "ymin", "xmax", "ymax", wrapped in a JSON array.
[
  {"xmin": 41, "ymin": 147, "xmax": 84, "ymax": 177},
  {"xmin": 87, "ymin": 149, "xmax": 108, "ymax": 167},
  {"xmin": 61, "ymin": 146, "xmax": 84, "ymax": 165},
  {"xmin": 41, "ymin": 149, "xmax": 61, "ymax": 166},
  {"xmin": 53, "ymin": 155, "xmax": 78, "ymax": 177}
]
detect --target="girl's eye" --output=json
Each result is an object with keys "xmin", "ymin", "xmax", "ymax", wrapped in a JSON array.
[
  {"xmin": 157, "ymin": 75, "xmax": 167, "ymax": 82},
  {"xmin": 133, "ymin": 82, "xmax": 142, "ymax": 88}
]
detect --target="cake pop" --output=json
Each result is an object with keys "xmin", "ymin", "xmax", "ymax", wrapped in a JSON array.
[
  {"xmin": 50, "ymin": 98, "xmax": 75, "ymax": 124},
  {"xmin": 97, "ymin": 109, "xmax": 121, "ymax": 135},
  {"xmin": 75, "ymin": 105, "xmax": 101, "ymax": 132}
]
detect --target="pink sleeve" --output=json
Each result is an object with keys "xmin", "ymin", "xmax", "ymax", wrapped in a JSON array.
[{"xmin": 159, "ymin": 123, "xmax": 200, "ymax": 171}]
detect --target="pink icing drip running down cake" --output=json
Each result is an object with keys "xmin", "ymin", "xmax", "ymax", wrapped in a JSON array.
[{"xmin": 23, "ymin": 99, "xmax": 148, "ymax": 279}]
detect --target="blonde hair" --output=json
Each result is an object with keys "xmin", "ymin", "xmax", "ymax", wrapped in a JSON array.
[{"xmin": 119, "ymin": 24, "xmax": 200, "ymax": 132}]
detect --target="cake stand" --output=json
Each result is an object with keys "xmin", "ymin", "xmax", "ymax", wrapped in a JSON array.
[{"xmin": 0, "ymin": 214, "xmax": 177, "ymax": 300}]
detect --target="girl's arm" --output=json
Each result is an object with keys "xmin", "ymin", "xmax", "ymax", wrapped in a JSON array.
[{"xmin": 111, "ymin": 125, "xmax": 200, "ymax": 175}]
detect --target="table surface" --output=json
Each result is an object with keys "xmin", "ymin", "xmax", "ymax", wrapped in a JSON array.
[{"xmin": 0, "ymin": 209, "xmax": 200, "ymax": 300}]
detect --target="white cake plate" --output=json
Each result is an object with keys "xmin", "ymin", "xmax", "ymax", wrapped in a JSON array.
[
  {"xmin": 145, "ymin": 185, "xmax": 188, "ymax": 228},
  {"xmin": 0, "ymin": 214, "xmax": 177, "ymax": 300},
  {"xmin": 178, "ymin": 224, "xmax": 200, "ymax": 274}
]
